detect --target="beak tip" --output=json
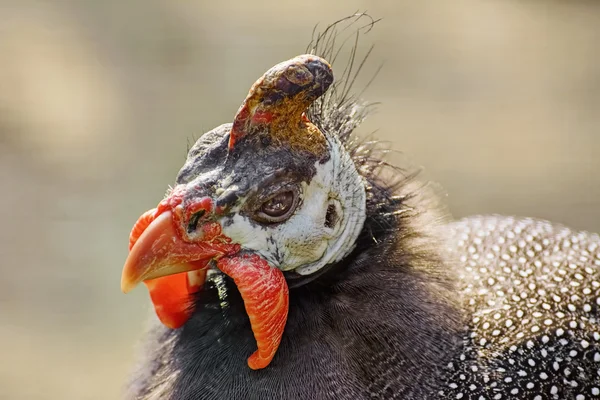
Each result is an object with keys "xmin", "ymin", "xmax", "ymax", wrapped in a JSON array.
[{"xmin": 121, "ymin": 275, "xmax": 138, "ymax": 294}]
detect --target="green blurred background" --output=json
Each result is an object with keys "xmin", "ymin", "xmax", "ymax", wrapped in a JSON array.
[{"xmin": 1, "ymin": 0, "xmax": 599, "ymax": 398}]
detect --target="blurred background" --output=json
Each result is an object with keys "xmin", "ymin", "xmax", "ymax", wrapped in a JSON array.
[{"xmin": 0, "ymin": 0, "xmax": 598, "ymax": 398}]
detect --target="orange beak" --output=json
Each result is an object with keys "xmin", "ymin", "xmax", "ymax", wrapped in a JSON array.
[
  {"xmin": 121, "ymin": 205, "xmax": 289, "ymax": 370},
  {"xmin": 121, "ymin": 210, "xmax": 235, "ymax": 294}
]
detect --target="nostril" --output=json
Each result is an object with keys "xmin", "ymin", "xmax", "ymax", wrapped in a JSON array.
[{"xmin": 187, "ymin": 209, "xmax": 206, "ymax": 234}]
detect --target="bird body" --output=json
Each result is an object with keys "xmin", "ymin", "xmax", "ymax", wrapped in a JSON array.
[
  {"xmin": 126, "ymin": 214, "xmax": 600, "ymax": 400},
  {"xmin": 126, "ymin": 215, "xmax": 600, "ymax": 400},
  {"xmin": 444, "ymin": 216, "xmax": 600, "ymax": 399},
  {"xmin": 121, "ymin": 17, "xmax": 600, "ymax": 400}
]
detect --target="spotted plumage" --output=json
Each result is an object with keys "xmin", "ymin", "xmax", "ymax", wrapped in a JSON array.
[{"xmin": 442, "ymin": 216, "xmax": 600, "ymax": 399}]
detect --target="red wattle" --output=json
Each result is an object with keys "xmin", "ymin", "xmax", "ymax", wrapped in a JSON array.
[
  {"xmin": 144, "ymin": 273, "xmax": 197, "ymax": 329},
  {"xmin": 217, "ymin": 254, "xmax": 289, "ymax": 370}
]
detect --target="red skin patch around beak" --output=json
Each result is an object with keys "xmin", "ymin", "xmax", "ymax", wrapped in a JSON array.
[
  {"xmin": 128, "ymin": 208, "xmax": 158, "ymax": 251},
  {"xmin": 124, "ymin": 205, "xmax": 290, "ymax": 369}
]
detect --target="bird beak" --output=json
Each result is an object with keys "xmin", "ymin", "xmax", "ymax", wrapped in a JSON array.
[
  {"xmin": 121, "ymin": 210, "xmax": 234, "ymax": 294},
  {"xmin": 121, "ymin": 206, "xmax": 289, "ymax": 370}
]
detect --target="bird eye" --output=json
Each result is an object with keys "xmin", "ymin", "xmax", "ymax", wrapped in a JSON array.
[{"xmin": 255, "ymin": 190, "xmax": 298, "ymax": 223}]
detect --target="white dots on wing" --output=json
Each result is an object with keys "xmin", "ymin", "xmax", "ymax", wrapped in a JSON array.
[
  {"xmin": 542, "ymin": 335, "xmax": 550, "ymax": 343},
  {"xmin": 441, "ymin": 216, "xmax": 600, "ymax": 399}
]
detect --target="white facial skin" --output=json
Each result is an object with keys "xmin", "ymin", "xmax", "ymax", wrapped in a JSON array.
[{"xmin": 219, "ymin": 132, "xmax": 367, "ymax": 275}]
